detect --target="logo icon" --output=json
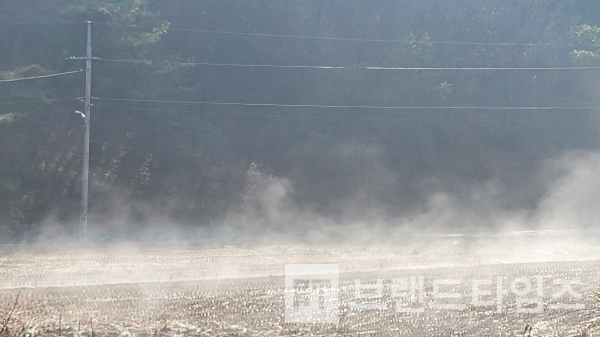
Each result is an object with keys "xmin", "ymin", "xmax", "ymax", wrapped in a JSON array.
[{"xmin": 284, "ymin": 264, "xmax": 339, "ymax": 323}]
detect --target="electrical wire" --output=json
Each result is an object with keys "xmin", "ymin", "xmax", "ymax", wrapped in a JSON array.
[
  {"xmin": 0, "ymin": 98, "xmax": 79, "ymax": 105},
  {"xmin": 0, "ymin": 59, "xmax": 67, "ymax": 66},
  {"xmin": 98, "ymin": 105, "xmax": 450, "ymax": 121},
  {"xmin": 0, "ymin": 70, "xmax": 83, "ymax": 83},
  {"xmin": 99, "ymin": 59, "xmax": 600, "ymax": 71},
  {"xmin": 94, "ymin": 22, "xmax": 593, "ymax": 48},
  {"xmin": 98, "ymin": 105, "xmax": 599, "ymax": 122},
  {"xmin": 0, "ymin": 21, "xmax": 83, "ymax": 26},
  {"xmin": 93, "ymin": 98, "xmax": 600, "ymax": 111},
  {"xmin": 0, "ymin": 20, "xmax": 589, "ymax": 47}
]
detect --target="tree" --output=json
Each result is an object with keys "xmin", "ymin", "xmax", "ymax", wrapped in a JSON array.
[
  {"xmin": 572, "ymin": 24, "xmax": 600, "ymax": 64},
  {"xmin": 1, "ymin": 0, "xmax": 599, "ymax": 236}
]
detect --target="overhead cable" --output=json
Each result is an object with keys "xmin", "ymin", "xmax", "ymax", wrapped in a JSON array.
[
  {"xmin": 0, "ymin": 98, "xmax": 79, "ymax": 105},
  {"xmin": 0, "ymin": 70, "xmax": 83, "ymax": 83},
  {"xmin": 99, "ymin": 106, "xmax": 600, "ymax": 122},
  {"xmin": 0, "ymin": 21, "xmax": 83, "ymax": 26},
  {"xmin": 93, "ymin": 98, "xmax": 600, "ymax": 111},
  {"xmin": 94, "ymin": 22, "xmax": 592, "ymax": 47},
  {"xmin": 100, "ymin": 59, "xmax": 600, "ymax": 71}
]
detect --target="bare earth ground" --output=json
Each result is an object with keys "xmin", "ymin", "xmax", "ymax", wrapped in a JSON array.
[{"xmin": 0, "ymin": 233, "xmax": 599, "ymax": 336}]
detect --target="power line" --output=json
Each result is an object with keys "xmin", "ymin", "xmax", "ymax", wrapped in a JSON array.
[
  {"xmin": 0, "ymin": 59, "xmax": 66, "ymax": 66},
  {"xmin": 0, "ymin": 70, "xmax": 83, "ymax": 83},
  {"xmin": 101, "ymin": 106, "xmax": 600, "ymax": 122},
  {"xmin": 99, "ymin": 105, "xmax": 449, "ymax": 121},
  {"xmin": 94, "ymin": 21, "xmax": 592, "ymax": 48},
  {"xmin": 0, "ymin": 21, "xmax": 83, "ymax": 26},
  {"xmin": 94, "ymin": 98, "xmax": 600, "ymax": 111},
  {"xmin": 0, "ymin": 20, "xmax": 589, "ymax": 48},
  {"xmin": 0, "ymin": 98, "xmax": 78, "ymax": 105},
  {"xmin": 100, "ymin": 59, "xmax": 600, "ymax": 71}
]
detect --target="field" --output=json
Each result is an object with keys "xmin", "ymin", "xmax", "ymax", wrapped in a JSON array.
[{"xmin": 0, "ymin": 232, "xmax": 599, "ymax": 336}]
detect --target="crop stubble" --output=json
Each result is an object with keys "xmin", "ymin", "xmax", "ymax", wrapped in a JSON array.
[{"xmin": 0, "ymin": 235, "xmax": 599, "ymax": 336}]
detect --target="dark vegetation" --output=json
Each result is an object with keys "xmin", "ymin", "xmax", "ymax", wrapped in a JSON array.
[{"xmin": 2, "ymin": 0, "xmax": 600, "ymax": 235}]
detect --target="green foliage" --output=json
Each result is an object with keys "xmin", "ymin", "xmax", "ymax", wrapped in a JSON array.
[
  {"xmin": 0, "ymin": 113, "xmax": 26, "ymax": 124},
  {"xmin": 408, "ymin": 33, "xmax": 435, "ymax": 63},
  {"xmin": 0, "ymin": 114, "xmax": 16, "ymax": 124},
  {"xmin": 0, "ymin": 0, "xmax": 598, "ymax": 226},
  {"xmin": 0, "ymin": 166, "xmax": 28, "ymax": 192},
  {"xmin": 574, "ymin": 24, "xmax": 600, "ymax": 44},
  {"xmin": 65, "ymin": 0, "xmax": 158, "ymax": 24},
  {"xmin": 63, "ymin": 0, "xmax": 169, "ymax": 52},
  {"xmin": 572, "ymin": 24, "xmax": 600, "ymax": 64},
  {"xmin": 0, "ymin": 175, "xmax": 23, "ymax": 192},
  {"xmin": 0, "ymin": 65, "xmax": 53, "ymax": 81}
]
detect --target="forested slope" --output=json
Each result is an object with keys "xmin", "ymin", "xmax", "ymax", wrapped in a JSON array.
[{"xmin": 1, "ymin": 0, "xmax": 600, "ymax": 237}]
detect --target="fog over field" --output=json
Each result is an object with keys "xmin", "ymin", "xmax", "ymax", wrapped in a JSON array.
[{"xmin": 2, "ymin": 0, "xmax": 600, "ymax": 336}]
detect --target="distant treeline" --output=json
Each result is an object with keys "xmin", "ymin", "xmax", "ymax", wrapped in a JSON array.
[{"xmin": 1, "ymin": 0, "xmax": 600, "ymax": 230}]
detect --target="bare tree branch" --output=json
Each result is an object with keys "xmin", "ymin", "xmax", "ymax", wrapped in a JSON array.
[{"xmin": 0, "ymin": 291, "xmax": 21, "ymax": 337}]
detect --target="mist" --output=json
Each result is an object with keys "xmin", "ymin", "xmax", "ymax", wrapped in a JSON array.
[
  {"xmin": 0, "ymin": 1, "xmax": 599, "ymax": 241},
  {"xmin": 2, "ymin": 2, "xmax": 600, "ymax": 334}
]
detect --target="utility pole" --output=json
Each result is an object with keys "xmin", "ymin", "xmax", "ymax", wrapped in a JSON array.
[
  {"xmin": 70, "ymin": 21, "xmax": 96, "ymax": 243},
  {"xmin": 81, "ymin": 20, "xmax": 92, "ymax": 243},
  {"xmin": 70, "ymin": 21, "xmax": 100, "ymax": 243}
]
